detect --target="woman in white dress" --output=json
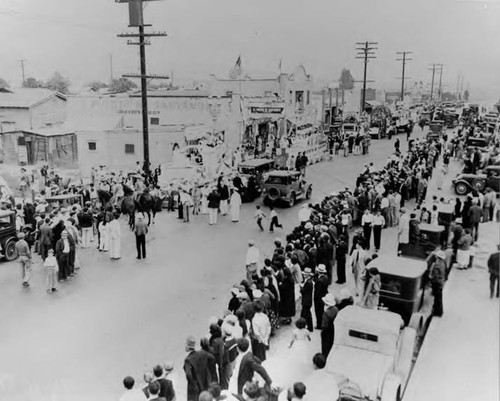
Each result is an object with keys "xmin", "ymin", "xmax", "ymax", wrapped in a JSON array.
[
  {"xmin": 288, "ymin": 318, "xmax": 312, "ymax": 364},
  {"xmin": 230, "ymin": 189, "xmax": 242, "ymax": 222},
  {"xmin": 108, "ymin": 213, "xmax": 121, "ymax": 260},
  {"xmin": 98, "ymin": 218, "xmax": 109, "ymax": 252}
]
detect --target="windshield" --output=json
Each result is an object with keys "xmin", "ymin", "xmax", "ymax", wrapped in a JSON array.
[{"xmin": 266, "ymin": 176, "xmax": 288, "ymax": 185}]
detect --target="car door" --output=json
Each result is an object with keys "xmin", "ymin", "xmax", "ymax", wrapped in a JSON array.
[{"xmin": 486, "ymin": 169, "xmax": 500, "ymax": 191}]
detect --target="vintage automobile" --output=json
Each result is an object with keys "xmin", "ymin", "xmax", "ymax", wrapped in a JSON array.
[
  {"xmin": 261, "ymin": 170, "xmax": 312, "ymax": 207},
  {"xmin": 0, "ymin": 210, "xmax": 19, "ymax": 261},
  {"xmin": 452, "ymin": 165, "xmax": 500, "ymax": 195},
  {"xmin": 465, "ymin": 136, "xmax": 489, "ymax": 148},
  {"xmin": 45, "ymin": 194, "xmax": 84, "ymax": 213},
  {"xmin": 323, "ymin": 306, "xmax": 416, "ymax": 401},
  {"xmin": 236, "ymin": 158, "xmax": 275, "ymax": 202},
  {"xmin": 399, "ymin": 223, "xmax": 445, "ymax": 260},
  {"xmin": 426, "ymin": 120, "xmax": 445, "ymax": 141},
  {"xmin": 366, "ymin": 254, "xmax": 433, "ymax": 335}
]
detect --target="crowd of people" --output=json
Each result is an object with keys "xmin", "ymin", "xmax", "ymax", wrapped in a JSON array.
[{"xmin": 1, "ymin": 105, "xmax": 498, "ymax": 401}]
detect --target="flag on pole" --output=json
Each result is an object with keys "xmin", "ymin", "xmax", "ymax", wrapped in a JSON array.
[{"xmin": 229, "ymin": 55, "xmax": 242, "ymax": 79}]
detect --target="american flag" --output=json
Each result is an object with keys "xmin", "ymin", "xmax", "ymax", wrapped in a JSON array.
[{"xmin": 229, "ymin": 55, "xmax": 242, "ymax": 79}]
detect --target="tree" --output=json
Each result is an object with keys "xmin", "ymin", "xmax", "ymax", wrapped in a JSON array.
[
  {"xmin": 87, "ymin": 81, "xmax": 108, "ymax": 92},
  {"xmin": 23, "ymin": 77, "xmax": 43, "ymax": 88},
  {"xmin": 46, "ymin": 71, "xmax": 70, "ymax": 94},
  {"xmin": 339, "ymin": 68, "xmax": 355, "ymax": 90},
  {"xmin": 109, "ymin": 77, "xmax": 137, "ymax": 93},
  {"xmin": 463, "ymin": 89, "xmax": 470, "ymax": 102},
  {"xmin": 0, "ymin": 78, "xmax": 9, "ymax": 88}
]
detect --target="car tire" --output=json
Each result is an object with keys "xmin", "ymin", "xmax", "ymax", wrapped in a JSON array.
[
  {"xmin": 288, "ymin": 193, "xmax": 296, "ymax": 207},
  {"xmin": 472, "ymin": 179, "xmax": 485, "ymax": 192},
  {"xmin": 455, "ymin": 182, "xmax": 469, "ymax": 195},
  {"xmin": 4, "ymin": 238, "xmax": 17, "ymax": 261}
]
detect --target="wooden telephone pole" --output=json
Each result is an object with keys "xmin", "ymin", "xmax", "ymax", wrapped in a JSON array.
[
  {"xmin": 117, "ymin": 0, "xmax": 168, "ymax": 173},
  {"xmin": 355, "ymin": 41, "xmax": 377, "ymax": 113}
]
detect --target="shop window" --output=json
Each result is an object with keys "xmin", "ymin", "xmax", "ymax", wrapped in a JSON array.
[
  {"xmin": 88, "ymin": 141, "xmax": 97, "ymax": 151},
  {"xmin": 151, "ymin": 117, "xmax": 160, "ymax": 125},
  {"xmin": 125, "ymin": 144, "xmax": 135, "ymax": 154},
  {"xmin": 296, "ymin": 91, "xmax": 304, "ymax": 110}
]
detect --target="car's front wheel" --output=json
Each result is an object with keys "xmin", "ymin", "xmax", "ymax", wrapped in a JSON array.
[
  {"xmin": 455, "ymin": 182, "xmax": 469, "ymax": 195},
  {"xmin": 4, "ymin": 238, "xmax": 18, "ymax": 261},
  {"xmin": 288, "ymin": 193, "xmax": 296, "ymax": 207},
  {"xmin": 472, "ymin": 179, "xmax": 485, "ymax": 192}
]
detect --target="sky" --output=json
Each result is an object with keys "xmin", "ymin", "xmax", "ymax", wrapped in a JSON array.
[{"xmin": 0, "ymin": 0, "xmax": 499, "ymax": 101}]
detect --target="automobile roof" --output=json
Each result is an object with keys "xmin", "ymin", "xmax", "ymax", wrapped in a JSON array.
[
  {"xmin": 238, "ymin": 158, "xmax": 274, "ymax": 168},
  {"xmin": 336, "ymin": 305, "xmax": 403, "ymax": 335},
  {"xmin": 0, "ymin": 210, "xmax": 15, "ymax": 218},
  {"xmin": 46, "ymin": 194, "xmax": 83, "ymax": 201},
  {"xmin": 366, "ymin": 254, "xmax": 426, "ymax": 279},
  {"xmin": 267, "ymin": 170, "xmax": 301, "ymax": 177},
  {"xmin": 419, "ymin": 223, "xmax": 444, "ymax": 233}
]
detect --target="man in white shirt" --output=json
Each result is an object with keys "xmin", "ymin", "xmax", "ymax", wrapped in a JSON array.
[
  {"xmin": 361, "ymin": 209, "xmax": 373, "ymax": 248},
  {"xmin": 251, "ymin": 302, "xmax": 271, "ymax": 361},
  {"xmin": 372, "ymin": 210, "xmax": 386, "ymax": 251},
  {"xmin": 119, "ymin": 376, "xmax": 147, "ymax": 401},
  {"xmin": 245, "ymin": 240, "xmax": 260, "ymax": 283}
]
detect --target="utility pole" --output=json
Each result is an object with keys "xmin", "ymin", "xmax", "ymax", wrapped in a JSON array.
[
  {"xmin": 117, "ymin": 0, "xmax": 168, "ymax": 173},
  {"xmin": 437, "ymin": 64, "xmax": 444, "ymax": 101},
  {"xmin": 355, "ymin": 41, "xmax": 378, "ymax": 113},
  {"xmin": 109, "ymin": 54, "xmax": 114, "ymax": 82},
  {"xmin": 20, "ymin": 60, "xmax": 26, "ymax": 86},
  {"xmin": 429, "ymin": 64, "xmax": 437, "ymax": 101},
  {"xmin": 396, "ymin": 51, "xmax": 412, "ymax": 101}
]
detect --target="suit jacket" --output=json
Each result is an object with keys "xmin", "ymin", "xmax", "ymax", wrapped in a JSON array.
[
  {"xmin": 301, "ymin": 277, "xmax": 313, "ymax": 308},
  {"xmin": 135, "ymin": 220, "xmax": 148, "ymax": 236},
  {"xmin": 39, "ymin": 224, "xmax": 53, "ymax": 246},
  {"xmin": 237, "ymin": 352, "xmax": 272, "ymax": 395},
  {"xmin": 184, "ymin": 350, "xmax": 210, "ymax": 401},
  {"xmin": 155, "ymin": 377, "xmax": 175, "ymax": 401}
]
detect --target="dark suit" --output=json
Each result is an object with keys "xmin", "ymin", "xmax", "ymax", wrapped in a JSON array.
[
  {"xmin": 155, "ymin": 377, "xmax": 175, "ymax": 401},
  {"xmin": 236, "ymin": 352, "xmax": 272, "ymax": 395},
  {"xmin": 300, "ymin": 277, "xmax": 314, "ymax": 332},
  {"xmin": 184, "ymin": 350, "xmax": 211, "ymax": 401},
  {"xmin": 314, "ymin": 274, "xmax": 329, "ymax": 329},
  {"xmin": 39, "ymin": 224, "xmax": 53, "ymax": 260},
  {"xmin": 321, "ymin": 306, "xmax": 338, "ymax": 358}
]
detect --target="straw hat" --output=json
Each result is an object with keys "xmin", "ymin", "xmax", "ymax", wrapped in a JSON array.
[{"xmin": 322, "ymin": 293, "xmax": 336, "ymax": 307}]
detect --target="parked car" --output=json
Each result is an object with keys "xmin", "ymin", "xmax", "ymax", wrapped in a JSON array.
[
  {"xmin": 236, "ymin": 158, "xmax": 275, "ymax": 202},
  {"xmin": 452, "ymin": 165, "xmax": 500, "ymax": 195},
  {"xmin": 324, "ymin": 306, "xmax": 416, "ymax": 401},
  {"xmin": 261, "ymin": 170, "xmax": 312, "ymax": 207},
  {"xmin": 366, "ymin": 254, "xmax": 433, "ymax": 335},
  {"xmin": 0, "ymin": 210, "xmax": 19, "ymax": 261}
]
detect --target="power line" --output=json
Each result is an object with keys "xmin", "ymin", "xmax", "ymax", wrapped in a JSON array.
[
  {"xmin": 117, "ymin": 0, "xmax": 168, "ymax": 174},
  {"xmin": 396, "ymin": 51, "xmax": 412, "ymax": 101},
  {"xmin": 355, "ymin": 41, "xmax": 378, "ymax": 113}
]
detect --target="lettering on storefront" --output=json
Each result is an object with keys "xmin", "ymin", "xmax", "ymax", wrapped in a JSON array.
[
  {"xmin": 250, "ymin": 106, "xmax": 284, "ymax": 114},
  {"xmin": 118, "ymin": 110, "xmax": 160, "ymax": 115}
]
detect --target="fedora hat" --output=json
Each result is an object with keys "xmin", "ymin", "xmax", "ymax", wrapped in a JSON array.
[
  {"xmin": 316, "ymin": 264, "xmax": 327, "ymax": 274},
  {"xmin": 322, "ymin": 293, "xmax": 336, "ymax": 307}
]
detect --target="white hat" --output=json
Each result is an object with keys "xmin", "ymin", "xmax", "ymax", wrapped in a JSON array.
[
  {"xmin": 316, "ymin": 264, "xmax": 327, "ymax": 274},
  {"xmin": 435, "ymin": 250, "xmax": 446, "ymax": 259},
  {"xmin": 252, "ymin": 289, "xmax": 263, "ymax": 299},
  {"xmin": 322, "ymin": 293, "xmax": 336, "ymax": 307},
  {"xmin": 248, "ymin": 239, "xmax": 255, "ymax": 246}
]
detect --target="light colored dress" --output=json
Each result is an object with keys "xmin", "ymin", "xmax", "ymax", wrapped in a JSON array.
[
  {"xmin": 108, "ymin": 219, "xmax": 121, "ymax": 259},
  {"xmin": 230, "ymin": 191, "xmax": 242, "ymax": 222},
  {"xmin": 99, "ymin": 222, "xmax": 109, "ymax": 252}
]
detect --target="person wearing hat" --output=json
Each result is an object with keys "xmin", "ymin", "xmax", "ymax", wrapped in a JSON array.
[
  {"xmin": 313, "ymin": 264, "xmax": 329, "ymax": 330},
  {"xmin": 362, "ymin": 267, "xmax": 381, "ymax": 309},
  {"xmin": 15, "ymin": 232, "xmax": 32, "ymax": 287},
  {"xmin": 300, "ymin": 267, "xmax": 314, "ymax": 332},
  {"xmin": 397, "ymin": 208, "xmax": 410, "ymax": 255},
  {"xmin": 152, "ymin": 364, "xmax": 175, "ymax": 401},
  {"xmin": 245, "ymin": 240, "xmax": 260, "ymax": 283},
  {"xmin": 184, "ymin": 336, "xmax": 211, "ymax": 401},
  {"xmin": 207, "ymin": 186, "xmax": 220, "ymax": 225},
  {"xmin": 429, "ymin": 249, "xmax": 447, "ymax": 317},
  {"xmin": 55, "ymin": 230, "xmax": 72, "ymax": 281},
  {"xmin": 320, "ymin": 293, "xmax": 338, "ymax": 358},
  {"xmin": 134, "ymin": 214, "xmax": 148, "ymax": 260}
]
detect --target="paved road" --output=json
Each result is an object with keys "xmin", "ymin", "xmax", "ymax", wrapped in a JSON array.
[{"xmin": 0, "ymin": 129, "xmax": 425, "ymax": 401}]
